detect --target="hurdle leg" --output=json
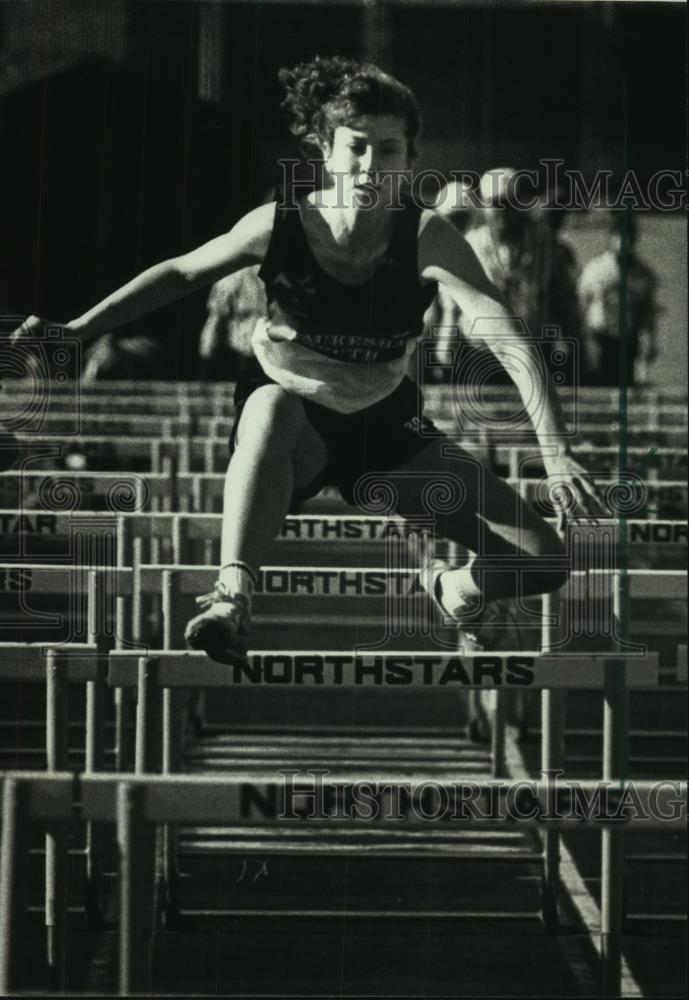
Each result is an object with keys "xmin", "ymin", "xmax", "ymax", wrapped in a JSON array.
[
  {"xmin": 122, "ymin": 660, "xmax": 162, "ymax": 993},
  {"xmin": 193, "ymin": 534, "xmax": 214, "ymax": 735},
  {"xmin": 46, "ymin": 652, "xmax": 70, "ymax": 983},
  {"xmin": 85, "ymin": 657, "xmax": 108, "ymax": 928},
  {"xmin": 601, "ymin": 657, "xmax": 629, "ymax": 998},
  {"xmin": 86, "ymin": 571, "xmax": 111, "ymax": 927},
  {"xmin": 151, "ymin": 439, "xmax": 161, "ymax": 475},
  {"xmin": 599, "ymin": 560, "xmax": 631, "ymax": 997},
  {"xmin": 132, "ymin": 536, "xmax": 144, "ymax": 645},
  {"xmin": 117, "ymin": 782, "xmax": 155, "ymax": 996},
  {"xmin": 135, "ymin": 658, "xmax": 162, "ymax": 774},
  {"xmin": 0, "ymin": 778, "xmax": 31, "ymax": 995},
  {"xmin": 151, "ymin": 534, "xmax": 162, "ymax": 569},
  {"xmin": 540, "ymin": 592, "xmax": 565, "ymax": 932},
  {"xmin": 491, "ymin": 689, "xmax": 506, "ymax": 777},
  {"xmin": 178, "ymin": 437, "xmax": 190, "ymax": 476},
  {"xmin": 115, "ymin": 690, "xmax": 135, "ymax": 772},
  {"xmin": 160, "ymin": 689, "xmax": 186, "ymax": 926},
  {"xmin": 192, "ymin": 475, "xmax": 203, "ymax": 513},
  {"xmin": 171, "ymin": 514, "xmax": 186, "ymax": 565},
  {"xmin": 135, "ymin": 655, "xmax": 165, "ymax": 926},
  {"xmin": 171, "ymin": 515, "xmax": 203, "ymax": 737},
  {"xmin": 114, "ymin": 563, "xmax": 132, "ymax": 773},
  {"xmin": 116, "ymin": 514, "xmax": 133, "ymax": 650},
  {"xmin": 45, "ymin": 818, "xmax": 69, "ymax": 991},
  {"xmin": 149, "ymin": 531, "xmax": 164, "ymax": 642},
  {"xmin": 114, "ymin": 515, "xmax": 135, "ymax": 774},
  {"xmin": 160, "ymin": 572, "xmax": 183, "ymax": 924}
]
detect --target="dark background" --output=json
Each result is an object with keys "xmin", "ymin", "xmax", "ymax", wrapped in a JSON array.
[{"xmin": 0, "ymin": 0, "xmax": 686, "ymax": 377}]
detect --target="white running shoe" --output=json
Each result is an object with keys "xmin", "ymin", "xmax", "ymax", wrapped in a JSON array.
[
  {"xmin": 184, "ymin": 582, "xmax": 251, "ymax": 667},
  {"xmin": 416, "ymin": 558, "xmax": 522, "ymax": 742},
  {"xmin": 416, "ymin": 558, "xmax": 520, "ymax": 645}
]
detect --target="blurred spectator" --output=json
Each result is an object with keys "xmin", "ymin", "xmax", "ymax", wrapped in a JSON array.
[
  {"xmin": 467, "ymin": 170, "xmax": 581, "ymax": 355},
  {"xmin": 198, "ymin": 265, "xmax": 265, "ymax": 381},
  {"xmin": 423, "ymin": 168, "xmax": 581, "ymax": 385},
  {"xmin": 578, "ymin": 213, "xmax": 659, "ymax": 386},
  {"xmin": 421, "ymin": 179, "xmax": 478, "ymax": 383},
  {"xmin": 433, "ymin": 178, "xmax": 478, "ymax": 235},
  {"xmin": 465, "ymin": 167, "xmax": 540, "ymax": 322},
  {"xmin": 82, "ymin": 333, "xmax": 172, "ymax": 382},
  {"xmin": 534, "ymin": 189, "xmax": 583, "ymax": 349}
]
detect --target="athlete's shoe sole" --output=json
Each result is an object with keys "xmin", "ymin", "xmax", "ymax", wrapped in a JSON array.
[
  {"xmin": 184, "ymin": 586, "xmax": 251, "ymax": 668},
  {"xmin": 185, "ymin": 616, "xmax": 250, "ymax": 668}
]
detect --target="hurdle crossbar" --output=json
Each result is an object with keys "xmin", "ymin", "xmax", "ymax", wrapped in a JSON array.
[{"xmin": 106, "ymin": 649, "xmax": 662, "ymax": 691}]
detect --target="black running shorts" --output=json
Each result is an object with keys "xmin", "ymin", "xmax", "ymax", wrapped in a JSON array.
[{"xmin": 228, "ymin": 356, "xmax": 442, "ymax": 508}]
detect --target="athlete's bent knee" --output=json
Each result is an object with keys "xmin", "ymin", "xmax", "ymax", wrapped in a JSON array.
[{"xmin": 236, "ymin": 385, "xmax": 307, "ymax": 450}]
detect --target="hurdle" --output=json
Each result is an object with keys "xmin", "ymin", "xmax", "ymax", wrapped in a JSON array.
[
  {"xmin": 0, "ymin": 507, "xmax": 196, "ymax": 566},
  {"xmin": 0, "ymin": 644, "xmax": 105, "ymax": 939},
  {"xmin": 0, "ymin": 560, "xmax": 132, "ymax": 908},
  {"xmin": 3, "ymin": 392, "xmax": 225, "ymax": 417},
  {"xmin": 6, "ymin": 386, "xmax": 687, "ymax": 421},
  {"xmin": 0, "ymin": 643, "xmax": 101, "ymax": 770},
  {"xmin": 12, "ymin": 434, "xmax": 179, "ymax": 475},
  {"xmin": 4, "ymin": 523, "xmax": 684, "ymax": 734},
  {"xmin": 4, "ymin": 509, "xmax": 687, "ymax": 567},
  {"xmin": 192, "ymin": 411, "xmax": 688, "ymax": 443},
  {"xmin": 0, "ymin": 509, "xmax": 687, "ymax": 584},
  {"xmin": 4, "ymin": 412, "xmax": 194, "ymax": 437},
  {"xmin": 0, "ymin": 563, "xmax": 132, "ymax": 640},
  {"xmin": 158, "ymin": 435, "xmax": 686, "ymax": 477},
  {"xmin": 107, "ymin": 647, "xmax": 663, "ymax": 775},
  {"xmin": 0, "ymin": 470, "xmax": 173, "ymax": 513},
  {"xmin": 3, "ymin": 369, "xmax": 685, "ymax": 997},
  {"xmin": 172, "ymin": 472, "xmax": 689, "ymax": 516},
  {"xmin": 2, "ymin": 771, "xmax": 683, "ymax": 995},
  {"xmin": 0, "ymin": 562, "xmax": 136, "ymax": 773},
  {"xmin": 3, "ymin": 378, "xmax": 686, "ymax": 403},
  {"xmin": 8, "ymin": 436, "xmax": 688, "ymax": 491},
  {"xmin": 104, "ymin": 644, "xmax": 661, "ymax": 945},
  {"xmin": 0, "ymin": 772, "xmax": 74, "ymax": 994},
  {"xmin": 423, "ymin": 401, "xmax": 688, "ymax": 427},
  {"xmin": 133, "ymin": 561, "xmax": 686, "ymax": 752},
  {"xmin": 5, "ymin": 467, "xmax": 687, "ymax": 519},
  {"xmin": 531, "ymin": 558, "xmax": 687, "ymax": 932},
  {"xmin": 136, "ymin": 561, "xmax": 685, "ymax": 943},
  {"xmin": 2, "ymin": 508, "xmax": 686, "ymax": 599},
  {"xmin": 136, "ymin": 564, "xmax": 687, "ymax": 648}
]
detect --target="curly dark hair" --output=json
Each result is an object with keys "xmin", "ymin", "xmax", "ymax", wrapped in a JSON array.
[{"xmin": 278, "ymin": 55, "xmax": 422, "ymax": 159}]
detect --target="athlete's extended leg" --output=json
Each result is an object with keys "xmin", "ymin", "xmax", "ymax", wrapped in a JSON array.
[
  {"xmin": 391, "ymin": 439, "xmax": 568, "ymax": 608},
  {"xmin": 185, "ymin": 385, "xmax": 328, "ymax": 663},
  {"xmin": 388, "ymin": 440, "xmax": 568, "ymax": 740}
]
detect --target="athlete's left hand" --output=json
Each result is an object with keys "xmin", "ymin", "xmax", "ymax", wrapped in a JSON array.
[
  {"xmin": 542, "ymin": 450, "xmax": 607, "ymax": 527},
  {"xmin": 9, "ymin": 314, "xmax": 55, "ymax": 344}
]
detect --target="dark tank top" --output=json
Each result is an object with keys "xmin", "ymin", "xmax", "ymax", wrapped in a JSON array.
[{"xmin": 257, "ymin": 188, "xmax": 437, "ymax": 365}]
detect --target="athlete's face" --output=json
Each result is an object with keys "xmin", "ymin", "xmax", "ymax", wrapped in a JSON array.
[{"xmin": 322, "ymin": 115, "xmax": 410, "ymax": 205}]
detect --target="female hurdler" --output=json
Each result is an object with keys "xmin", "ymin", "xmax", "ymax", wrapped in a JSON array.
[{"xmin": 12, "ymin": 56, "xmax": 602, "ymax": 675}]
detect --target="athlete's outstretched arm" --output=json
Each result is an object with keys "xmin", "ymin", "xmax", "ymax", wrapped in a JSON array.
[
  {"xmin": 417, "ymin": 211, "xmax": 604, "ymax": 516},
  {"xmin": 11, "ymin": 202, "xmax": 276, "ymax": 344}
]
